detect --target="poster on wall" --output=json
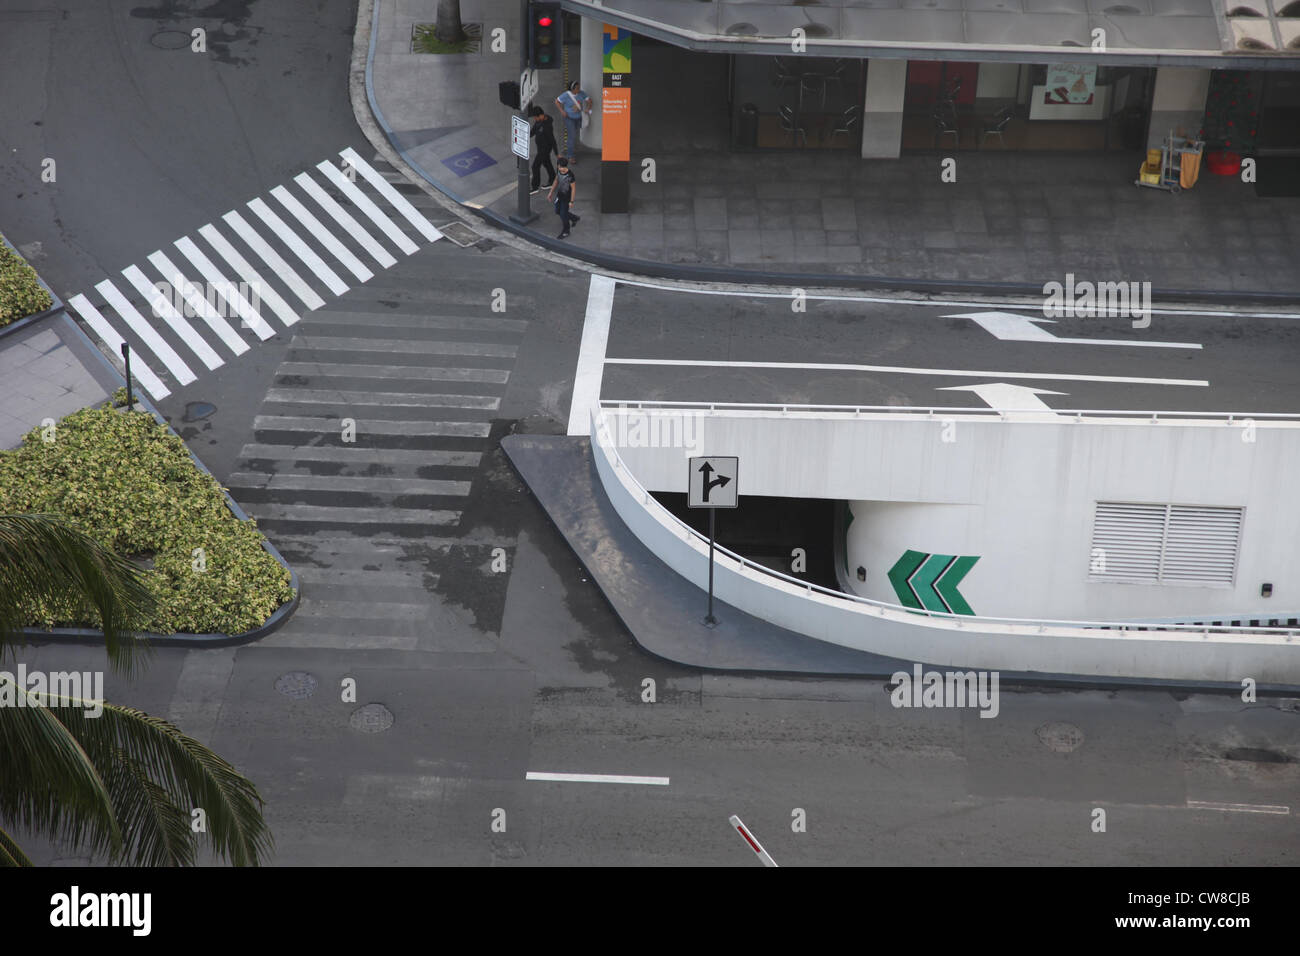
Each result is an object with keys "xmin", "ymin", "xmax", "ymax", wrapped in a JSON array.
[{"xmin": 1043, "ymin": 64, "xmax": 1096, "ymax": 105}]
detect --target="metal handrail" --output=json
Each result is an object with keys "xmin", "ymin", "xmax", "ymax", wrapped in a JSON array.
[
  {"xmin": 600, "ymin": 399, "xmax": 1300, "ymax": 423},
  {"xmin": 592, "ymin": 409, "xmax": 1300, "ymax": 641}
]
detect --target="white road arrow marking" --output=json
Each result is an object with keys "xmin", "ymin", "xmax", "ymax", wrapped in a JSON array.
[
  {"xmin": 947, "ymin": 311, "xmax": 1201, "ymax": 350},
  {"xmin": 939, "ymin": 382, "xmax": 1066, "ymax": 417}
]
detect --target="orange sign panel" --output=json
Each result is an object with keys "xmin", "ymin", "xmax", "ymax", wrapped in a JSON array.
[{"xmin": 602, "ymin": 88, "xmax": 631, "ymax": 162}]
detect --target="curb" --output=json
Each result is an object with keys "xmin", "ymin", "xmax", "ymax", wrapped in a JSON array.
[
  {"xmin": 0, "ymin": 231, "xmax": 64, "ymax": 340},
  {"xmin": 352, "ymin": 2, "xmax": 1300, "ymax": 307},
  {"xmin": 13, "ymin": 330, "xmax": 301, "ymax": 649}
]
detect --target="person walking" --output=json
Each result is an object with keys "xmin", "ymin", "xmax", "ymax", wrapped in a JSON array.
[
  {"xmin": 555, "ymin": 80, "xmax": 591, "ymax": 162},
  {"xmin": 547, "ymin": 156, "xmax": 579, "ymax": 239},
  {"xmin": 529, "ymin": 106, "xmax": 557, "ymax": 194}
]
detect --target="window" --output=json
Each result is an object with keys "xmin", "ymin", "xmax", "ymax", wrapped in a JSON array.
[{"xmin": 1090, "ymin": 503, "xmax": 1243, "ymax": 586}]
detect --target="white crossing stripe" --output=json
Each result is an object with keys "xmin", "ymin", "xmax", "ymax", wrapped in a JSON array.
[
  {"xmin": 525, "ymin": 772, "xmax": 670, "ymax": 786},
  {"xmin": 174, "ymin": 236, "xmax": 274, "ymax": 342},
  {"xmin": 121, "ymin": 264, "xmax": 223, "ymax": 371},
  {"xmin": 147, "ymin": 251, "xmax": 250, "ymax": 357},
  {"xmin": 248, "ymin": 196, "xmax": 348, "ymax": 297},
  {"xmin": 340, "ymin": 148, "xmax": 442, "ymax": 242},
  {"xmin": 271, "ymin": 185, "xmax": 373, "ymax": 283},
  {"xmin": 68, "ymin": 294, "xmax": 171, "ymax": 400},
  {"xmin": 198, "ymin": 223, "xmax": 300, "ymax": 330},
  {"xmin": 316, "ymin": 160, "xmax": 419, "ymax": 255},
  {"xmin": 222, "ymin": 210, "xmax": 325, "ymax": 311},
  {"xmin": 293, "ymin": 172, "xmax": 396, "ymax": 268},
  {"xmin": 94, "ymin": 279, "xmax": 197, "ymax": 385}
]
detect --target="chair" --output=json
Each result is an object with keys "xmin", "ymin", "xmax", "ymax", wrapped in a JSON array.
[
  {"xmin": 771, "ymin": 57, "xmax": 799, "ymax": 93},
  {"xmin": 799, "ymin": 75, "xmax": 824, "ymax": 110},
  {"xmin": 981, "ymin": 106, "xmax": 1015, "ymax": 148},
  {"xmin": 829, "ymin": 105, "xmax": 860, "ymax": 146},
  {"xmin": 779, "ymin": 104, "xmax": 807, "ymax": 146},
  {"xmin": 933, "ymin": 111, "xmax": 959, "ymax": 149}
]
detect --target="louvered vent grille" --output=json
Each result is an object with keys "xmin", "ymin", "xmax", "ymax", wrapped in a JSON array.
[{"xmin": 1091, "ymin": 503, "xmax": 1242, "ymax": 585}]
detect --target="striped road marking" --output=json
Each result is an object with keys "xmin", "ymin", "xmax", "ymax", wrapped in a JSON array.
[
  {"xmin": 525, "ymin": 772, "xmax": 670, "ymax": 786},
  {"xmin": 341, "ymin": 147, "xmax": 442, "ymax": 242},
  {"xmin": 68, "ymin": 294, "xmax": 171, "ymax": 399},
  {"xmin": 95, "ymin": 279, "xmax": 196, "ymax": 385},
  {"xmin": 147, "ymin": 250, "xmax": 250, "ymax": 356},
  {"xmin": 271, "ymin": 185, "xmax": 373, "ymax": 283},
  {"xmin": 247, "ymin": 196, "xmax": 348, "ymax": 297},
  {"xmin": 198, "ymin": 223, "xmax": 300, "ymax": 330},
  {"xmin": 316, "ymin": 159, "xmax": 419, "ymax": 255},
  {"xmin": 221, "ymin": 209, "xmax": 325, "ymax": 311},
  {"xmin": 293, "ymin": 171, "xmax": 396, "ymax": 268},
  {"xmin": 120, "ymin": 264, "xmax": 223, "ymax": 371},
  {"xmin": 174, "ymin": 236, "xmax": 273, "ymax": 341}
]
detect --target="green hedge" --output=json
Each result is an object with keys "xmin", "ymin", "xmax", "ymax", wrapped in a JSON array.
[
  {"xmin": 0, "ymin": 234, "xmax": 53, "ymax": 327},
  {"xmin": 0, "ymin": 406, "xmax": 294, "ymax": 635}
]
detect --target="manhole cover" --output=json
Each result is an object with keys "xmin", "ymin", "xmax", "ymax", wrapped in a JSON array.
[
  {"xmin": 350, "ymin": 703, "xmax": 394, "ymax": 733},
  {"xmin": 1036, "ymin": 721, "xmax": 1085, "ymax": 753},
  {"xmin": 150, "ymin": 30, "xmax": 192, "ymax": 50},
  {"xmin": 274, "ymin": 671, "xmax": 318, "ymax": 700},
  {"xmin": 437, "ymin": 221, "xmax": 481, "ymax": 247}
]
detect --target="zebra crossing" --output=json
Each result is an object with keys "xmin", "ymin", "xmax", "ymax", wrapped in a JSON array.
[
  {"xmin": 66, "ymin": 148, "xmax": 443, "ymax": 400},
  {"xmin": 223, "ymin": 274, "xmax": 530, "ymax": 651}
]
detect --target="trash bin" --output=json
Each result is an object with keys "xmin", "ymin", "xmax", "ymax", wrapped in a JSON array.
[{"xmin": 738, "ymin": 103, "xmax": 759, "ymax": 149}]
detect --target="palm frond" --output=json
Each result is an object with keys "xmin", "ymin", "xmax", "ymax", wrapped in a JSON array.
[
  {"xmin": 0, "ymin": 675, "xmax": 123, "ymax": 859},
  {"xmin": 0, "ymin": 825, "xmax": 34, "ymax": 866},
  {"xmin": 98, "ymin": 748, "xmax": 197, "ymax": 867},
  {"xmin": 54, "ymin": 702, "xmax": 274, "ymax": 866},
  {"xmin": 0, "ymin": 513, "xmax": 155, "ymax": 675}
]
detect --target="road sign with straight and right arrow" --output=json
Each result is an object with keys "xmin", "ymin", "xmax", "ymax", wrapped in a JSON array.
[
  {"xmin": 887, "ymin": 550, "xmax": 980, "ymax": 615},
  {"xmin": 688, "ymin": 456, "xmax": 738, "ymax": 509}
]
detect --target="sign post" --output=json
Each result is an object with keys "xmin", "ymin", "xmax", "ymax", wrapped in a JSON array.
[
  {"xmin": 687, "ymin": 456, "xmax": 738, "ymax": 627},
  {"xmin": 510, "ymin": 0, "xmax": 537, "ymax": 224}
]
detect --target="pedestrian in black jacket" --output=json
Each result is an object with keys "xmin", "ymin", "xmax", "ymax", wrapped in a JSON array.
[{"xmin": 529, "ymin": 106, "xmax": 557, "ymax": 194}]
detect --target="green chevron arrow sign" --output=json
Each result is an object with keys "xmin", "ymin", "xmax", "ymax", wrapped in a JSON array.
[{"xmin": 887, "ymin": 550, "xmax": 979, "ymax": 615}]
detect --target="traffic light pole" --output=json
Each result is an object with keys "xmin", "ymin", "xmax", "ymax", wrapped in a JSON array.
[{"xmin": 510, "ymin": 0, "xmax": 537, "ymax": 225}]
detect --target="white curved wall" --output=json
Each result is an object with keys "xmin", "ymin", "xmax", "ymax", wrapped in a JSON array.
[{"xmin": 593, "ymin": 408, "xmax": 1300, "ymax": 685}]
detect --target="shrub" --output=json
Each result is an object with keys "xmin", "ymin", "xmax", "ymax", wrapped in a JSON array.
[
  {"xmin": 0, "ymin": 406, "xmax": 294, "ymax": 634},
  {"xmin": 0, "ymin": 235, "xmax": 53, "ymax": 326}
]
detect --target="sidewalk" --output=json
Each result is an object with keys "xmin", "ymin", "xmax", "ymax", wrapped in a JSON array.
[{"xmin": 367, "ymin": 0, "xmax": 1300, "ymax": 296}]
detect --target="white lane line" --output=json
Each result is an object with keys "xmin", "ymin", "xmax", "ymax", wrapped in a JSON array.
[
  {"xmin": 247, "ymin": 196, "xmax": 349, "ymax": 297},
  {"xmin": 316, "ymin": 160, "xmax": 419, "ymax": 255},
  {"xmin": 68, "ymin": 294, "xmax": 171, "ymax": 399},
  {"xmin": 147, "ymin": 251, "xmax": 250, "ymax": 357},
  {"xmin": 174, "ymin": 236, "xmax": 274, "ymax": 342},
  {"xmin": 604, "ymin": 358, "xmax": 1208, "ymax": 388},
  {"xmin": 224, "ymin": 210, "xmax": 326, "ymax": 311},
  {"xmin": 340, "ymin": 147, "xmax": 442, "ymax": 242},
  {"xmin": 568, "ymin": 274, "xmax": 617, "ymax": 435},
  {"xmin": 610, "ymin": 275, "xmax": 1300, "ymax": 321},
  {"xmin": 949, "ymin": 311, "xmax": 1203, "ymax": 350},
  {"xmin": 121, "ymin": 264, "xmax": 223, "ymax": 371},
  {"xmin": 294, "ymin": 171, "xmax": 397, "ymax": 268},
  {"xmin": 729, "ymin": 815, "xmax": 779, "ymax": 867},
  {"xmin": 271, "ymin": 184, "xmax": 373, "ymax": 283},
  {"xmin": 94, "ymin": 279, "xmax": 197, "ymax": 385},
  {"xmin": 526, "ymin": 772, "xmax": 670, "ymax": 786},
  {"xmin": 198, "ymin": 223, "xmax": 298, "ymax": 331},
  {"xmin": 1186, "ymin": 801, "xmax": 1290, "ymax": 815}
]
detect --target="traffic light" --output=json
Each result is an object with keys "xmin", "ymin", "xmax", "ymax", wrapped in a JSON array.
[
  {"xmin": 529, "ymin": 2, "xmax": 561, "ymax": 69},
  {"xmin": 499, "ymin": 80, "xmax": 520, "ymax": 110}
]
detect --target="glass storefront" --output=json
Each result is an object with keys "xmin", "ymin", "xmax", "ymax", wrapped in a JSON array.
[
  {"xmin": 729, "ymin": 54, "xmax": 865, "ymax": 151},
  {"xmin": 902, "ymin": 61, "xmax": 1156, "ymax": 152}
]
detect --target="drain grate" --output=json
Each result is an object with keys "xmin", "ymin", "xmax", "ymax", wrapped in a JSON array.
[
  {"xmin": 437, "ymin": 221, "xmax": 482, "ymax": 247},
  {"xmin": 350, "ymin": 703, "xmax": 394, "ymax": 733},
  {"xmin": 275, "ymin": 671, "xmax": 318, "ymax": 700}
]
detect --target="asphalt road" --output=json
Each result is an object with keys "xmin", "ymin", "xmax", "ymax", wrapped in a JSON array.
[{"xmin": 2, "ymin": 0, "xmax": 1298, "ymax": 869}]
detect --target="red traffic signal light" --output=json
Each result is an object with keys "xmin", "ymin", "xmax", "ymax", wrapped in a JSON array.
[{"xmin": 537, "ymin": 16, "xmax": 552, "ymax": 26}]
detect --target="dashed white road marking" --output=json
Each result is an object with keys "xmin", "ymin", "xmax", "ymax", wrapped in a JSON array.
[
  {"xmin": 315, "ymin": 160, "xmax": 419, "ymax": 255},
  {"xmin": 147, "ymin": 250, "xmax": 250, "ymax": 357},
  {"xmin": 120, "ymin": 264, "xmax": 223, "ymax": 371},
  {"xmin": 94, "ymin": 278, "xmax": 197, "ymax": 385},
  {"xmin": 174, "ymin": 236, "xmax": 274, "ymax": 341},
  {"xmin": 293, "ymin": 171, "xmax": 396, "ymax": 269},
  {"xmin": 247, "ymin": 196, "xmax": 349, "ymax": 297},
  {"xmin": 198, "ymin": 223, "xmax": 300, "ymax": 331},
  {"xmin": 525, "ymin": 772, "xmax": 670, "ymax": 786},
  {"xmin": 68, "ymin": 294, "xmax": 171, "ymax": 399},
  {"xmin": 271, "ymin": 185, "xmax": 374, "ymax": 283},
  {"xmin": 341, "ymin": 147, "xmax": 442, "ymax": 242},
  {"xmin": 222, "ymin": 209, "xmax": 326, "ymax": 311}
]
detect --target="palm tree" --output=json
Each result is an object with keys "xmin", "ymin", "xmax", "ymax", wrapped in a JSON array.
[
  {"xmin": 0, "ymin": 513, "xmax": 273, "ymax": 866},
  {"xmin": 435, "ymin": 0, "xmax": 466, "ymax": 44}
]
